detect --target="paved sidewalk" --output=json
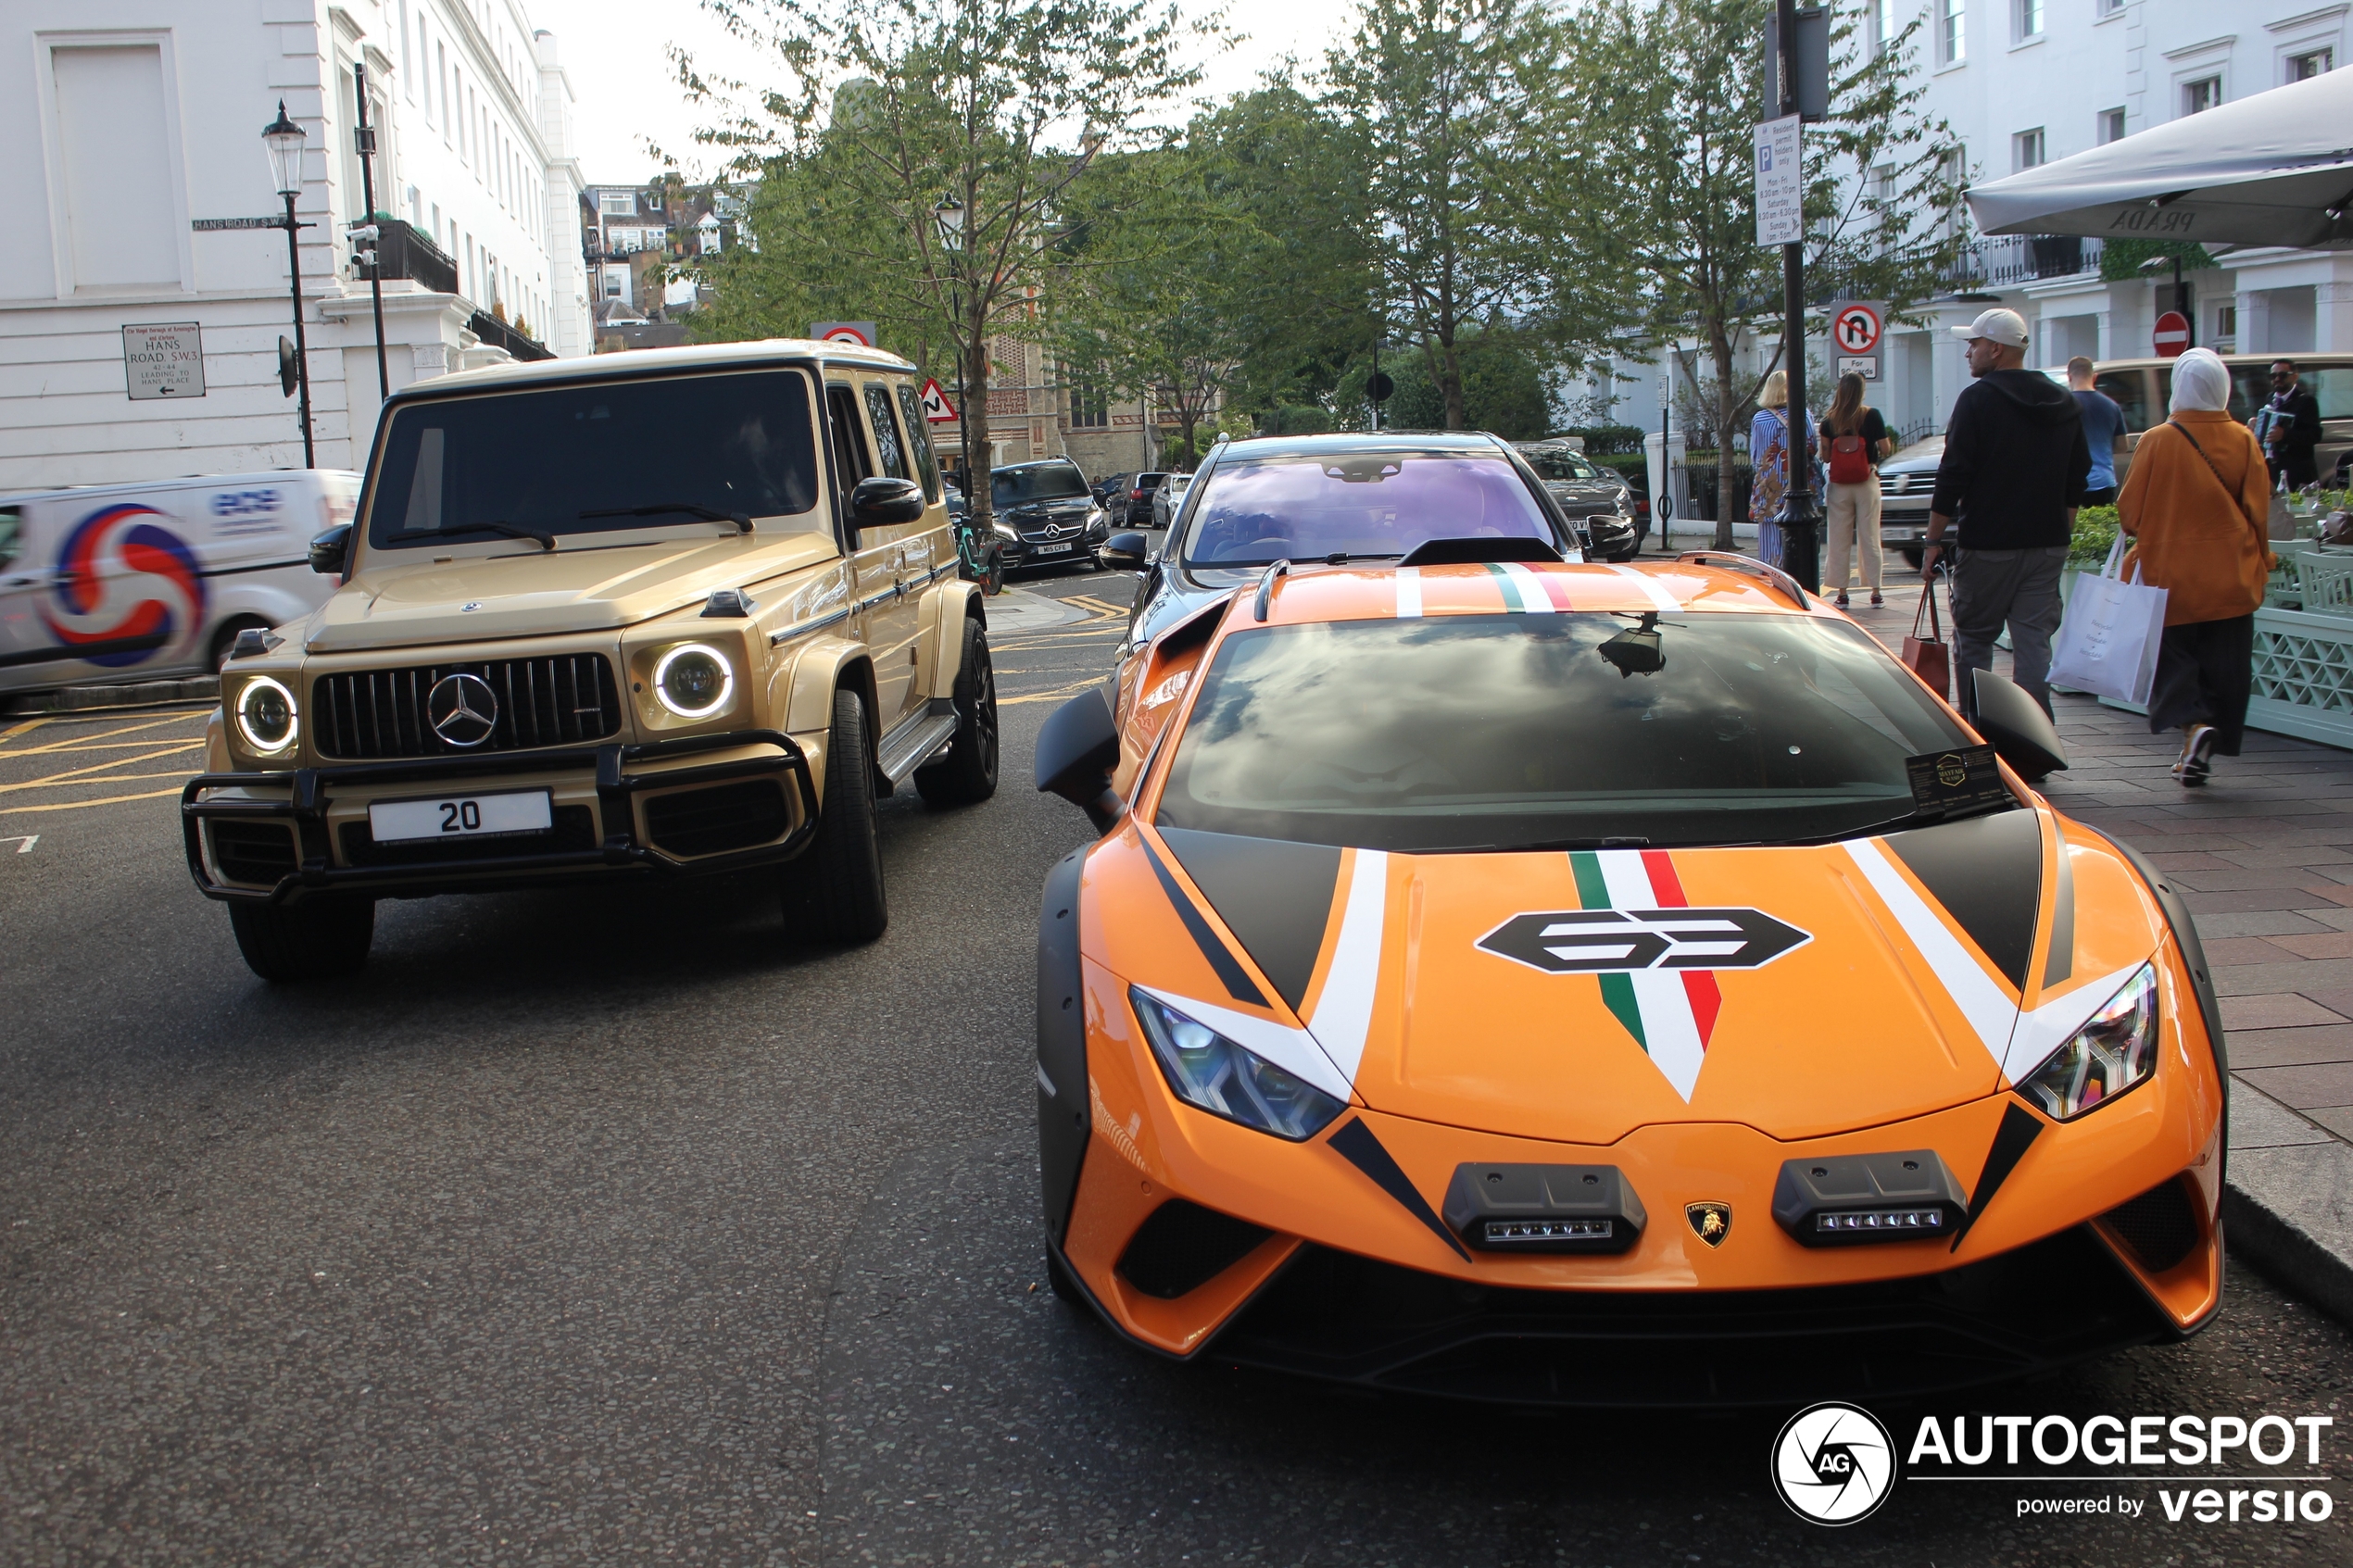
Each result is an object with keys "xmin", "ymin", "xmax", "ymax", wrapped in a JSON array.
[{"xmin": 1835, "ymin": 563, "xmax": 2353, "ymax": 1323}]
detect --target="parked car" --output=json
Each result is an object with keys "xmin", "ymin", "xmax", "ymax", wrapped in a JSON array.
[
  {"xmin": 989, "ymin": 459, "xmax": 1111, "ymax": 573},
  {"xmin": 182, "ymin": 339, "xmax": 999, "ymax": 981},
  {"xmin": 2089, "ymin": 354, "xmax": 2353, "ymax": 486},
  {"xmin": 1150, "ymin": 471, "xmax": 1193, "ymax": 531},
  {"xmin": 1107, "ymin": 432, "xmax": 1620, "ymax": 650},
  {"xmin": 1514, "ymin": 440, "xmax": 1641, "ymax": 559},
  {"xmin": 1032, "ymin": 543, "xmax": 2222, "ymax": 1405},
  {"xmin": 1876, "ymin": 434, "xmax": 1943, "ymax": 569},
  {"xmin": 0, "ymin": 469, "xmax": 359, "ymax": 699},
  {"xmin": 1101, "ymin": 470, "xmax": 1172, "ymax": 527}
]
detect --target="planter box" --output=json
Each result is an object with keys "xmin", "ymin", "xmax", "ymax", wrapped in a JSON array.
[{"xmin": 2100, "ymin": 605, "xmax": 2353, "ymax": 750}]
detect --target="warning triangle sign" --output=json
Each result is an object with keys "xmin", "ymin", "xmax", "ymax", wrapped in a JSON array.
[{"xmin": 919, "ymin": 378, "xmax": 958, "ymax": 422}]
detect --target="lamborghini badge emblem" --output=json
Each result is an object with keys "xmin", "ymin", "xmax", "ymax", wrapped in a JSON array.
[{"xmin": 1687, "ymin": 1201, "xmax": 1732, "ymax": 1247}]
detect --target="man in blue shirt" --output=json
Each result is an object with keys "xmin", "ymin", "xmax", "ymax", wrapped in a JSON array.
[{"xmin": 2068, "ymin": 356, "xmax": 2127, "ymax": 506}]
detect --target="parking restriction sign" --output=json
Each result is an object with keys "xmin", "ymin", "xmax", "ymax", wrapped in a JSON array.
[{"xmin": 1830, "ymin": 301, "xmax": 1884, "ymax": 357}]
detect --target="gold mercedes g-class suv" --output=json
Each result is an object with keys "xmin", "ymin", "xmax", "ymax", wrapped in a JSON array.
[{"xmin": 182, "ymin": 340, "xmax": 998, "ymax": 980}]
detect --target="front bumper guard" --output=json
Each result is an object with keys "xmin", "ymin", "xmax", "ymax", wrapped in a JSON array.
[{"xmin": 182, "ymin": 729, "xmax": 820, "ymax": 904}]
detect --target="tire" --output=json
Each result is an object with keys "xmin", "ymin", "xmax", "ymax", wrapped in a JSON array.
[
  {"xmin": 226, "ymin": 897, "xmax": 374, "ymax": 982},
  {"xmin": 914, "ymin": 616, "xmax": 999, "ymax": 807},
  {"xmin": 778, "ymin": 687, "xmax": 888, "ymax": 944},
  {"xmin": 1045, "ymin": 1246, "xmax": 1086, "ymax": 1305},
  {"xmin": 208, "ymin": 616, "xmax": 271, "ymax": 671}
]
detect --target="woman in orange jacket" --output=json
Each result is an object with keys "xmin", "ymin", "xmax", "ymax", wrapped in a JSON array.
[{"xmin": 2119, "ymin": 347, "xmax": 2276, "ymax": 786}]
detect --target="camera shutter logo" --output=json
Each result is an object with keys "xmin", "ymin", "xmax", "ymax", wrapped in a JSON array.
[
  {"xmin": 428, "ymin": 672, "xmax": 499, "ymax": 747},
  {"xmin": 1771, "ymin": 1402, "xmax": 1896, "ymax": 1525}
]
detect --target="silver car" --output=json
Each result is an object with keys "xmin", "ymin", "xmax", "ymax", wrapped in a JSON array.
[{"xmin": 1150, "ymin": 471, "xmax": 1192, "ymax": 531}]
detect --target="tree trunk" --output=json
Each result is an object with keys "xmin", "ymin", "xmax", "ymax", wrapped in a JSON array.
[
  {"xmin": 1439, "ymin": 333, "xmax": 1467, "ymax": 431},
  {"xmin": 1708, "ymin": 320, "xmax": 1738, "ymax": 551},
  {"xmin": 965, "ymin": 311, "xmax": 995, "ymax": 532}
]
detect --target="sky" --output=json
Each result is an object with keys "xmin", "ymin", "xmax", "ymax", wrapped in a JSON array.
[{"xmin": 539, "ymin": 0, "xmax": 1358, "ymax": 186}]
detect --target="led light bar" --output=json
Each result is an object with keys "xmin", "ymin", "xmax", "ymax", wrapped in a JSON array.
[
  {"xmin": 1815, "ymin": 1208, "xmax": 1945, "ymax": 1236},
  {"xmin": 1483, "ymin": 1218, "xmax": 1616, "ymax": 1245}
]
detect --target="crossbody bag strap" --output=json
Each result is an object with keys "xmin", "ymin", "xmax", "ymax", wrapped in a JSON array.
[{"xmin": 2164, "ymin": 419, "xmax": 2255, "ymax": 521}]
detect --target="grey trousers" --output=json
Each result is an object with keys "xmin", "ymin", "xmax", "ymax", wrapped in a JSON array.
[{"xmin": 1949, "ymin": 546, "xmax": 2068, "ymax": 719}]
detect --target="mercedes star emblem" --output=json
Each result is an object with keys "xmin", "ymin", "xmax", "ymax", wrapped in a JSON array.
[{"xmin": 427, "ymin": 671, "xmax": 499, "ymax": 747}]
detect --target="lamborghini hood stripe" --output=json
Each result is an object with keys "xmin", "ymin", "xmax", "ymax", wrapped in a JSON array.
[
  {"xmin": 1304, "ymin": 848, "xmax": 1388, "ymax": 1085},
  {"xmin": 1395, "ymin": 568, "xmax": 1423, "ymax": 619}
]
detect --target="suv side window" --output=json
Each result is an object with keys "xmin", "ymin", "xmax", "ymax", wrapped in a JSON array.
[
  {"xmin": 2311, "ymin": 368, "xmax": 2353, "ymax": 420},
  {"xmin": 893, "ymin": 383, "xmax": 942, "ymax": 502},
  {"xmin": 2094, "ymin": 370, "xmax": 2153, "ymax": 433},
  {"xmin": 863, "ymin": 383, "xmax": 909, "ymax": 481},
  {"xmin": 825, "ymin": 382, "xmax": 875, "ymax": 533}
]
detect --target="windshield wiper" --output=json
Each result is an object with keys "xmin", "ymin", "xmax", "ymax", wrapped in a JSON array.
[
  {"xmin": 579, "ymin": 502, "xmax": 753, "ymax": 533},
  {"xmin": 1804, "ymin": 797, "xmax": 2014, "ymax": 846},
  {"xmin": 397, "ymin": 521, "xmax": 556, "ymax": 550},
  {"xmin": 1414, "ymin": 834, "xmax": 1654, "ymax": 855}
]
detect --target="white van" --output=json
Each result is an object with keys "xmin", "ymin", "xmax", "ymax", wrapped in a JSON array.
[{"xmin": 0, "ymin": 470, "xmax": 357, "ymax": 696}]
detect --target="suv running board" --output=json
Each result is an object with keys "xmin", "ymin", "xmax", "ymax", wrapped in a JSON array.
[{"xmin": 876, "ymin": 698, "xmax": 960, "ymax": 786}]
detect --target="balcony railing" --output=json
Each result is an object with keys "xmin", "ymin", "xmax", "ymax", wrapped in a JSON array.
[
  {"xmin": 371, "ymin": 219, "xmax": 552, "ymax": 361},
  {"xmin": 469, "ymin": 309, "xmax": 554, "ymax": 362},
  {"xmin": 1944, "ymin": 234, "xmax": 2103, "ymax": 291}
]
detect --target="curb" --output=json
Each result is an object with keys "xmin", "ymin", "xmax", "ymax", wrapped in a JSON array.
[
  {"xmin": 2222, "ymin": 1080, "xmax": 2353, "ymax": 1327},
  {"xmin": 9, "ymin": 677, "xmax": 219, "ymax": 714}
]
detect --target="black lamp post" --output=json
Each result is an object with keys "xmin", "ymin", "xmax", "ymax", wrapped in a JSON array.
[
  {"xmin": 352, "ymin": 65, "xmax": 388, "ymax": 400},
  {"xmin": 934, "ymin": 193, "xmax": 973, "ymax": 488},
  {"xmin": 263, "ymin": 101, "xmax": 315, "ymax": 467}
]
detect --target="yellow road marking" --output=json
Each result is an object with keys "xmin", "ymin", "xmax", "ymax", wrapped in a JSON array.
[
  {"xmin": 0, "ymin": 712, "xmax": 207, "ymax": 757},
  {"xmin": 0, "ymin": 743, "xmax": 204, "ymax": 794},
  {"xmin": 0, "ymin": 718, "xmax": 53, "ymax": 744},
  {"xmin": 1000, "ymin": 679, "xmax": 1107, "ymax": 706},
  {"xmin": 0, "ymin": 788, "xmax": 182, "ymax": 814},
  {"xmin": 6, "ymin": 768, "xmax": 196, "ymax": 790}
]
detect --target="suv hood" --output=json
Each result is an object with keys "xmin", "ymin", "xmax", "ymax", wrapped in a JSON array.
[
  {"xmin": 308, "ymin": 532, "xmax": 842, "ymax": 653},
  {"xmin": 1144, "ymin": 811, "xmax": 2150, "ymax": 1146}
]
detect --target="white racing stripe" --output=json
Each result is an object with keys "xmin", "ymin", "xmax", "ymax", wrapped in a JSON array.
[
  {"xmin": 1594, "ymin": 849, "xmax": 1706, "ymax": 1101},
  {"xmin": 1306, "ymin": 848, "xmax": 1390, "ymax": 1085},
  {"xmin": 1497, "ymin": 559, "xmax": 1557, "ymax": 613},
  {"xmin": 1395, "ymin": 568, "xmax": 1423, "ymax": 619},
  {"xmin": 1607, "ymin": 564, "xmax": 1682, "ymax": 613},
  {"xmin": 1842, "ymin": 838, "xmax": 2019, "ymax": 1071}
]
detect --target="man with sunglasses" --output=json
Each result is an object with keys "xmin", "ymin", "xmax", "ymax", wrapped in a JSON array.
[{"xmin": 2261, "ymin": 359, "xmax": 2322, "ymax": 490}]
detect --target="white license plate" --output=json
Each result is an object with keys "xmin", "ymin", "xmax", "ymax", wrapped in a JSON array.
[
  {"xmin": 368, "ymin": 790, "xmax": 553, "ymax": 844},
  {"xmin": 1033, "ymin": 542, "xmax": 1074, "ymax": 555}
]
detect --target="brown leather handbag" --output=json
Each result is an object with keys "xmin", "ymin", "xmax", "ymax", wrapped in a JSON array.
[{"xmin": 1903, "ymin": 577, "xmax": 1952, "ymax": 699}]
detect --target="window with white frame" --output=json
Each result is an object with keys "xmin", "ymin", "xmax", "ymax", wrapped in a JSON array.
[
  {"xmin": 2183, "ymin": 75, "xmax": 2222, "ymax": 115},
  {"xmin": 2096, "ymin": 0, "xmax": 2123, "ymax": 15},
  {"xmin": 1941, "ymin": 0, "xmax": 1966, "ymax": 65},
  {"xmin": 2015, "ymin": 0, "xmax": 2041, "ymax": 42},
  {"xmin": 1873, "ymin": 0, "xmax": 1896, "ymax": 54},
  {"xmin": 2099, "ymin": 107, "xmax": 2126, "ymax": 144},
  {"xmin": 600, "ymin": 192, "xmax": 634, "ymax": 218},
  {"xmin": 2013, "ymin": 128, "xmax": 2045, "ymax": 170},
  {"xmin": 2290, "ymin": 48, "xmax": 2334, "ymax": 83}
]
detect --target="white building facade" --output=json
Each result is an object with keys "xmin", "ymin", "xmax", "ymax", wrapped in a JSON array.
[
  {"xmin": 0, "ymin": 0, "xmax": 591, "ymax": 492},
  {"xmin": 1604, "ymin": 0, "xmax": 2352, "ymax": 456}
]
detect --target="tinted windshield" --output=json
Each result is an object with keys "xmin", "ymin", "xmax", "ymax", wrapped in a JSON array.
[
  {"xmin": 994, "ymin": 463, "xmax": 1088, "ymax": 507},
  {"xmin": 1183, "ymin": 449, "xmax": 1555, "ymax": 567},
  {"xmin": 367, "ymin": 370, "xmax": 821, "ymax": 550},
  {"xmin": 1524, "ymin": 449, "xmax": 1602, "ymax": 482},
  {"xmin": 1156, "ymin": 613, "xmax": 1982, "ymax": 851}
]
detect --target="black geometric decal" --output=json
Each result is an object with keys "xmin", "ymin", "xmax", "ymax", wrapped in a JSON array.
[{"xmin": 1478, "ymin": 908, "xmax": 1811, "ymax": 975}]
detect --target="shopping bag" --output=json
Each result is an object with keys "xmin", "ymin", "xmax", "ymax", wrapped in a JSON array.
[
  {"xmin": 1902, "ymin": 578, "xmax": 1952, "ymax": 700},
  {"xmin": 2048, "ymin": 538, "xmax": 2168, "ymax": 705}
]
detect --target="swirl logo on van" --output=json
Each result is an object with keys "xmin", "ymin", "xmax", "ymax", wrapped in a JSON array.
[{"xmin": 41, "ymin": 504, "xmax": 207, "ymax": 668}]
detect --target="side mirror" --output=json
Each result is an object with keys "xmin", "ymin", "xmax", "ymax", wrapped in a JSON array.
[
  {"xmin": 850, "ymin": 476, "xmax": 926, "ymax": 526},
  {"xmin": 308, "ymin": 523, "xmax": 350, "ymax": 575},
  {"xmin": 1970, "ymin": 668, "xmax": 2070, "ymax": 779},
  {"xmin": 1102, "ymin": 531, "xmax": 1150, "ymax": 570},
  {"xmin": 1035, "ymin": 685, "xmax": 1126, "ymax": 834}
]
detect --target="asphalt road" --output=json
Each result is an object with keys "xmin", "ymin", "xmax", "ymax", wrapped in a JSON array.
[{"xmin": 3, "ymin": 560, "xmax": 2350, "ymax": 1567}]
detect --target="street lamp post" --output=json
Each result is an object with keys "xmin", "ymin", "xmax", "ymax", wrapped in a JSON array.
[
  {"xmin": 262, "ymin": 101, "xmax": 315, "ymax": 468},
  {"xmin": 934, "ymin": 193, "xmax": 972, "ymax": 489}
]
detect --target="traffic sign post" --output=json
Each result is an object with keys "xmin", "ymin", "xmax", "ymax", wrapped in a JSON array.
[
  {"xmin": 2154, "ymin": 310, "xmax": 2191, "ymax": 358},
  {"xmin": 1763, "ymin": 0, "xmax": 1821, "ymax": 593}
]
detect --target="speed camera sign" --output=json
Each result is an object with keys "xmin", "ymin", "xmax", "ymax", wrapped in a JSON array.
[{"xmin": 1830, "ymin": 301, "xmax": 1884, "ymax": 357}]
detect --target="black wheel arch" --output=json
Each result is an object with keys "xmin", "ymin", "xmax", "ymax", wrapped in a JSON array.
[{"xmin": 1038, "ymin": 847, "xmax": 1090, "ymax": 1243}]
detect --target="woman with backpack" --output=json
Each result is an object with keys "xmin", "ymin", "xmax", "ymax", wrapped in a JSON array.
[
  {"xmin": 2118, "ymin": 347, "xmax": 2274, "ymax": 787},
  {"xmin": 1821, "ymin": 372, "xmax": 1894, "ymax": 608},
  {"xmin": 1748, "ymin": 370, "xmax": 1818, "ymax": 571}
]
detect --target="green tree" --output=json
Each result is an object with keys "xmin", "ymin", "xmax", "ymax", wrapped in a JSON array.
[
  {"xmin": 675, "ymin": 0, "xmax": 1211, "ymax": 528},
  {"xmin": 1322, "ymin": 0, "xmax": 1573, "ymax": 430},
  {"xmin": 1373, "ymin": 329, "xmax": 1550, "ymax": 436},
  {"xmin": 1563, "ymin": 0, "xmax": 1961, "ymax": 546}
]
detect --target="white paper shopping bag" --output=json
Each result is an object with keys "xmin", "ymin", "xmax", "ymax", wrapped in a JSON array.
[{"xmin": 2049, "ymin": 538, "xmax": 2169, "ymax": 705}]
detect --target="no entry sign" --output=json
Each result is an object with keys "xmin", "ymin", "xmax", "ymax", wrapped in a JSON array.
[{"xmin": 2154, "ymin": 310, "xmax": 2190, "ymax": 358}]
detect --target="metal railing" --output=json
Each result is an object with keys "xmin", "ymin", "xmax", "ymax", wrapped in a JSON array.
[{"xmin": 1944, "ymin": 235, "xmax": 2103, "ymax": 291}]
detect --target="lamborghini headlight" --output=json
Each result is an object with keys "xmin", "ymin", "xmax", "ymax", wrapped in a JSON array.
[
  {"xmin": 234, "ymin": 676, "xmax": 298, "ymax": 754},
  {"xmin": 1130, "ymin": 988, "xmax": 1345, "ymax": 1141},
  {"xmin": 2018, "ymin": 963, "xmax": 2160, "ymax": 1120}
]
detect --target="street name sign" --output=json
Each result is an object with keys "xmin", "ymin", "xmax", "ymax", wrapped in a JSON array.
[
  {"xmin": 191, "ymin": 216, "xmax": 286, "ymax": 232},
  {"xmin": 2154, "ymin": 310, "xmax": 2190, "ymax": 358},
  {"xmin": 1754, "ymin": 116, "xmax": 1803, "ymax": 247},
  {"xmin": 122, "ymin": 322, "xmax": 205, "ymax": 400},
  {"xmin": 919, "ymin": 378, "xmax": 958, "ymax": 422}
]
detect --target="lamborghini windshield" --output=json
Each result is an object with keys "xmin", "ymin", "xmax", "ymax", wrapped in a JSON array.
[
  {"xmin": 1155, "ymin": 613, "xmax": 1988, "ymax": 851},
  {"xmin": 1181, "ymin": 448, "xmax": 1557, "ymax": 567}
]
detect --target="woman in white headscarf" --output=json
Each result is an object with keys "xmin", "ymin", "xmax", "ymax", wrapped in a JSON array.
[{"xmin": 2118, "ymin": 346, "xmax": 2274, "ymax": 785}]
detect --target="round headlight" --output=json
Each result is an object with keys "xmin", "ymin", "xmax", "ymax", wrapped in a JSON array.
[
  {"xmin": 236, "ymin": 676, "xmax": 298, "ymax": 753},
  {"xmin": 653, "ymin": 644, "xmax": 734, "ymax": 720}
]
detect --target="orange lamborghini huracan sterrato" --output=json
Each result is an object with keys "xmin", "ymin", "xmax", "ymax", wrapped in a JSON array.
[{"xmin": 1031, "ymin": 543, "xmax": 2226, "ymax": 1408}]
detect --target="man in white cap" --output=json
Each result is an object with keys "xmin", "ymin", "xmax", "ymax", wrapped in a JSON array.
[{"xmin": 1921, "ymin": 307, "xmax": 2090, "ymax": 724}]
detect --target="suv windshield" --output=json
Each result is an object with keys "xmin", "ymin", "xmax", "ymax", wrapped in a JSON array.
[
  {"xmin": 1523, "ymin": 448, "xmax": 1603, "ymax": 482},
  {"xmin": 1155, "ymin": 613, "xmax": 1984, "ymax": 851},
  {"xmin": 993, "ymin": 462, "xmax": 1089, "ymax": 508},
  {"xmin": 1182, "ymin": 448, "xmax": 1554, "ymax": 567},
  {"xmin": 368, "ymin": 370, "xmax": 821, "ymax": 550}
]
